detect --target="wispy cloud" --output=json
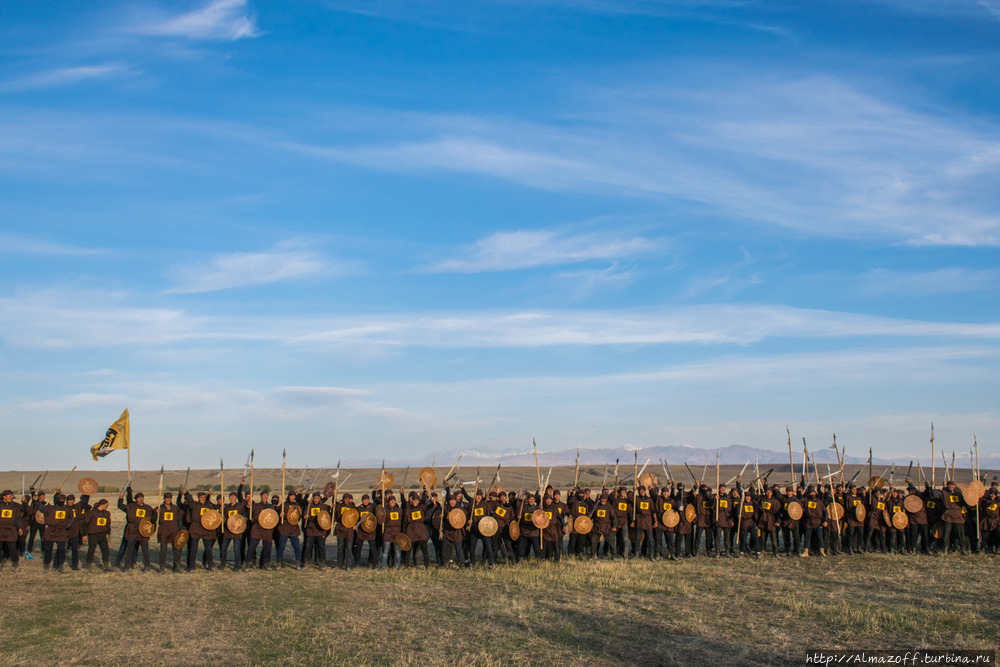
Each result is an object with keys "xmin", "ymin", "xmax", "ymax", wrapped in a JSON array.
[
  {"xmin": 135, "ymin": 0, "xmax": 260, "ymax": 41},
  {"xmin": 0, "ymin": 234, "xmax": 103, "ymax": 256},
  {"xmin": 164, "ymin": 241, "xmax": 327, "ymax": 293},
  {"xmin": 1, "ymin": 64, "xmax": 131, "ymax": 91},
  {"xmin": 283, "ymin": 77, "xmax": 1000, "ymax": 247},
  {"xmin": 861, "ymin": 267, "xmax": 1000, "ymax": 296},
  {"xmin": 2, "ymin": 289, "xmax": 999, "ymax": 350},
  {"xmin": 427, "ymin": 229, "xmax": 662, "ymax": 273}
]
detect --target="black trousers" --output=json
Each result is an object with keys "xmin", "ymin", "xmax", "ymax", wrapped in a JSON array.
[
  {"xmin": 0, "ymin": 540, "xmax": 18, "ymax": 566},
  {"xmin": 159, "ymin": 540, "xmax": 184, "ymax": 571},
  {"xmin": 86, "ymin": 535, "xmax": 109, "ymax": 566},
  {"xmin": 337, "ymin": 536, "xmax": 353, "ymax": 568},
  {"xmin": 470, "ymin": 532, "xmax": 494, "ymax": 566},
  {"xmin": 27, "ymin": 523, "xmax": 43, "ymax": 552},
  {"xmin": 219, "ymin": 537, "xmax": 242, "ymax": 569},
  {"xmin": 246, "ymin": 538, "xmax": 272, "ymax": 567},
  {"xmin": 67, "ymin": 535, "xmax": 81, "ymax": 569},
  {"xmin": 653, "ymin": 529, "xmax": 674, "ymax": 557},
  {"xmin": 444, "ymin": 539, "xmax": 467, "ymax": 566},
  {"xmin": 188, "ymin": 538, "xmax": 215, "ymax": 570},
  {"xmin": 907, "ymin": 523, "xmax": 930, "ymax": 554},
  {"xmin": 125, "ymin": 539, "xmax": 150, "ymax": 570},
  {"xmin": 304, "ymin": 536, "xmax": 326, "ymax": 566},
  {"xmin": 590, "ymin": 532, "xmax": 615, "ymax": 558},
  {"xmin": 355, "ymin": 538, "xmax": 377, "ymax": 567},
  {"xmin": 500, "ymin": 533, "xmax": 518, "ymax": 563},
  {"xmin": 408, "ymin": 539, "xmax": 430, "ymax": 567},
  {"xmin": 762, "ymin": 529, "xmax": 779, "ymax": 554},
  {"xmin": 941, "ymin": 522, "xmax": 969, "ymax": 553},
  {"xmin": 714, "ymin": 527, "xmax": 732, "ymax": 555},
  {"xmin": 781, "ymin": 526, "xmax": 800, "ymax": 554},
  {"xmin": 42, "ymin": 540, "xmax": 66, "ymax": 568}
]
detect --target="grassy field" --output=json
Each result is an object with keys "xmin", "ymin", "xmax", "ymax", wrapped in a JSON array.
[{"xmin": 2, "ymin": 543, "xmax": 997, "ymax": 667}]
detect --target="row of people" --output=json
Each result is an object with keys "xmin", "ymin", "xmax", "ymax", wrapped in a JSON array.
[{"xmin": 2, "ymin": 478, "xmax": 997, "ymax": 572}]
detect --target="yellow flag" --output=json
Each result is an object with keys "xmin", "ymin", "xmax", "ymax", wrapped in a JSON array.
[{"xmin": 90, "ymin": 408, "xmax": 130, "ymax": 461}]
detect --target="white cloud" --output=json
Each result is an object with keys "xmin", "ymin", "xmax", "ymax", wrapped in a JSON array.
[
  {"xmin": 861, "ymin": 267, "xmax": 1000, "ymax": 296},
  {"xmin": 2, "ymin": 289, "xmax": 999, "ymax": 350},
  {"xmin": 0, "ymin": 234, "xmax": 103, "ymax": 256},
  {"xmin": 284, "ymin": 77, "xmax": 1000, "ymax": 247},
  {"xmin": 136, "ymin": 0, "xmax": 260, "ymax": 41},
  {"xmin": 164, "ymin": 241, "xmax": 327, "ymax": 293},
  {"xmin": 1, "ymin": 64, "xmax": 131, "ymax": 91},
  {"xmin": 428, "ymin": 229, "xmax": 662, "ymax": 273}
]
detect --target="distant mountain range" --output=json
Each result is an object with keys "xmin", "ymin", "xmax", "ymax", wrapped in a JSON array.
[{"xmin": 341, "ymin": 443, "xmax": 903, "ymax": 468}]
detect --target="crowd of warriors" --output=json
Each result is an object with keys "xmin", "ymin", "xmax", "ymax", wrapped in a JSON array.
[{"xmin": 1, "ymin": 475, "xmax": 999, "ymax": 573}]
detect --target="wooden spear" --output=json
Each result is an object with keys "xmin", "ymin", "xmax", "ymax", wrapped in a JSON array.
[{"xmin": 787, "ymin": 426, "xmax": 794, "ymax": 486}]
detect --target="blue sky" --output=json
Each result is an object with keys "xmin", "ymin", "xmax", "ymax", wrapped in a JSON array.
[{"xmin": 1, "ymin": 0, "xmax": 998, "ymax": 471}]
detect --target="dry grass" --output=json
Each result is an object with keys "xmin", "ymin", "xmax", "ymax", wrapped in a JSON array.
[{"xmin": 2, "ymin": 542, "xmax": 997, "ymax": 667}]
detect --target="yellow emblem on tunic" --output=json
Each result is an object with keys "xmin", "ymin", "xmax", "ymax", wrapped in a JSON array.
[
  {"xmin": 808, "ymin": 502, "xmax": 817, "ymax": 509},
  {"xmin": 390, "ymin": 512, "xmax": 399, "ymax": 521},
  {"xmin": 597, "ymin": 509, "xmax": 606, "ymax": 517},
  {"xmin": 578, "ymin": 506, "xmax": 586, "ymax": 514},
  {"xmin": 412, "ymin": 511, "xmax": 422, "ymax": 520},
  {"xmin": 950, "ymin": 496, "xmax": 959, "ymax": 503},
  {"xmin": 55, "ymin": 511, "xmax": 66, "ymax": 519},
  {"xmin": 311, "ymin": 507, "xmax": 320, "ymax": 516},
  {"xmin": 97, "ymin": 517, "xmax": 107, "ymax": 526},
  {"xmin": 0, "ymin": 509, "xmax": 11, "ymax": 518},
  {"xmin": 619, "ymin": 503, "xmax": 628, "ymax": 511},
  {"xmin": 745, "ymin": 506, "xmax": 753, "ymax": 513},
  {"xmin": 474, "ymin": 508, "xmax": 484, "ymax": 516},
  {"xmin": 136, "ymin": 509, "xmax": 146, "ymax": 517},
  {"xmin": 640, "ymin": 502, "xmax": 649, "ymax": 510},
  {"xmin": 200, "ymin": 507, "xmax": 208, "ymax": 515},
  {"xmin": 496, "ymin": 508, "xmax": 506, "ymax": 517},
  {"xmin": 719, "ymin": 500, "xmax": 727, "ymax": 508},
  {"xmin": 164, "ymin": 512, "xmax": 174, "ymax": 521}
]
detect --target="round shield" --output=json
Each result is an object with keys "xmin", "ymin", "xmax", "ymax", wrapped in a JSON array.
[
  {"xmin": 421, "ymin": 472, "xmax": 437, "ymax": 490},
  {"xmin": 684, "ymin": 504, "xmax": 696, "ymax": 523},
  {"xmin": 360, "ymin": 513, "xmax": 377, "ymax": 534},
  {"xmin": 903, "ymin": 495, "xmax": 924, "ymax": 513},
  {"xmin": 323, "ymin": 481, "xmax": 337, "ymax": 498},
  {"xmin": 375, "ymin": 472, "xmax": 394, "ymax": 490},
  {"xmin": 931, "ymin": 521, "xmax": 945, "ymax": 539},
  {"xmin": 478, "ymin": 516, "xmax": 498, "ymax": 537},
  {"xmin": 826, "ymin": 502, "xmax": 844, "ymax": 521},
  {"xmin": 869, "ymin": 476, "xmax": 885, "ymax": 489},
  {"xmin": 531, "ymin": 508, "xmax": 549, "ymax": 529},
  {"xmin": 638, "ymin": 473, "xmax": 658, "ymax": 489},
  {"xmin": 448, "ymin": 508, "xmax": 467, "ymax": 529},
  {"xmin": 173, "ymin": 529, "xmax": 190, "ymax": 550},
  {"xmin": 317, "ymin": 510, "xmax": 332, "ymax": 530},
  {"xmin": 662, "ymin": 509, "xmax": 680, "ymax": 528},
  {"xmin": 964, "ymin": 481, "xmax": 985, "ymax": 505},
  {"xmin": 419, "ymin": 467, "xmax": 435, "ymax": 482},
  {"xmin": 227, "ymin": 513, "xmax": 247, "ymax": 534},
  {"xmin": 490, "ymin": 485, "xmax": 505, "ymax": 495},
  {"xmin": 375, "ymin": 505, "xmax": 387, "ymax": 524},
  {"xmin": 574, "ymin": 515, "xmax": 593, "ymax": 535},
  {"xmin": 882, "ymin": 509, "xmax": 893, "ymax": 527},
  {"xmin": 855, "ymin": 503, "xmax": 867, "ymax": 522},
  {"xmin": 340, "ymin": 507, "xmax": 359, "ymax": 528},
  {"xmin": 431, "ymin": 511, "xmax": 442, "ymax": 531},
  {"xmin": 138, "ymin": 518, "xmax": 155, "ymax": 538},
  {"xmin": 200, "ymin": 509, "xmax": 222, "ymax": 530},
  {"xmin": 77, "ymin": 477, "xmax": 99, "ymax": 495},
  {"xmin": 395, "ymin": 533, "xmax": 412, "ymax": 551},
  {"xmin": 286, "ymin": 505, "xmax": 302, "ymax": 524},
  {"xmin": 259, "ymin": 507, "xmax": 279, "ymax": 530},
  {"xmin": 787, "ymin": 501, "xmax": 803, "ymax": 521},
  {"xmin": 35, "ymin": 510, "xmax": 46, "ymax": 525},
  {"xmin": 509, "ymin": 521, "xmax": 520, "ymax": 540},
  {"xmin": 892, "ymin": 512, "xmax": 909, "ymax": 530}
]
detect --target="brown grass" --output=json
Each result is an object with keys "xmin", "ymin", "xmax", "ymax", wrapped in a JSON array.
[{"xmin": 2, "ymin": 537, "xmax": 997, "ymax": 667}]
